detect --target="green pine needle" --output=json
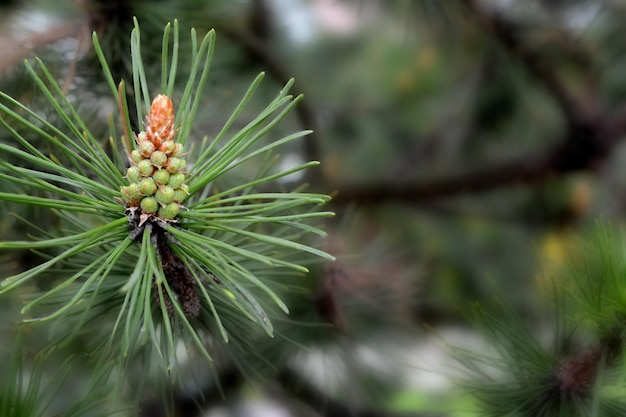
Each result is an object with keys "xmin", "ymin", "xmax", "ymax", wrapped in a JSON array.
[{"xmin": 0, "ymin": 333, "xmax": 125, "ymax": 417}]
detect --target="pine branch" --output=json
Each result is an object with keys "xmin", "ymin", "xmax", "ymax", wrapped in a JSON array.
[
  {"xmin": 453, "ymin": 222, "xmax": 626, "ymax": 415},
  {"xmin": 0, "ymin": 20, "xmax": 333, "ymax": 402},
  {"xmin": 460, "ymin": 0, "xmax": 595, "ymax": 125},
  {"xmin": 331, "ymin": 1, "xmax": 626, "ymax": 207}
]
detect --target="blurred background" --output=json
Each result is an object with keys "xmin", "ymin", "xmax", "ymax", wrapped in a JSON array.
[{"xmin": 2, "ymin": 0, "xmax": 626, "ymax": 416}]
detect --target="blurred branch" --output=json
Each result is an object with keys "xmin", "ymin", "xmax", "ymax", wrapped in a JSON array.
[
  {"xmin": 0, "ymin": 20, "xmax": 86, "ymax": 73},
  {"xmin": 460, "ymin": 0, "xmax": 595, "ymax": 125},
  {"xmin": 331, "ymin": 111, "xmax": 626, "ymax": 205},
  {"xmin": 331, "ymin": 0, "xmax": 626, "ymax": 206}
]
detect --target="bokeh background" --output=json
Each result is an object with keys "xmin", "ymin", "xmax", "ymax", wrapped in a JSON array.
[{"xmin": 2, "ymin": 0, "xmax": 626, "ymax": 416}]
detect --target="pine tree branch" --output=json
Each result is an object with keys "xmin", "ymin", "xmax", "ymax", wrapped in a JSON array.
[
  {"xmin": 330, "ymin": 1, "xmax": 626, "ymax": 207},
  {"xmin": 459, "ymin": 0, "xmax": 596, "ymax": 125},
  {"xmin": 330, "ymin": 111, "xmax": 626, "ymax": 206}
]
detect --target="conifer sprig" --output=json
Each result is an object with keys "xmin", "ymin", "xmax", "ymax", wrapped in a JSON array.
[
  {"xmin": 451, "ymin": 225, "xmax": 626, "ymax": 417},
  {"xmin": 0, "ymin": 19, "xmax": 333, "ymax": 375},
  {"xmin": 0, "ymin": 333, "xmax": 125, "ymax": 417}
]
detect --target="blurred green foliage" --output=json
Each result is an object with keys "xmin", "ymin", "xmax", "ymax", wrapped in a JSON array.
[{"xmin": 3, "ymin": 0, "xmax": 626, "ymax": 416}]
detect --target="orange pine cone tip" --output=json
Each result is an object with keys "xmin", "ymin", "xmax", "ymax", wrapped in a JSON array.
[{"xmin": 147, "ymin": 94, "xmax": 175, "ymax": 146}]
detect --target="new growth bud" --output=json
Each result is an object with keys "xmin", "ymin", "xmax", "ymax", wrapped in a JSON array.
[
  {"xmin": 140, "ymin": 197, "xmax": 158, "ymax": 214},
  {"xmin": 139, "ymin": 141, "xmax": 155, "ymax": 158},
  {"xmin": 158, "ymin": 203, "xmax": 180, "ymax": 220},
  {"xmin": 168, "ymin": 173, "xmax": 185, "ymax": 188},
  {"xmin": 139, "ymin": 178, "xmax": 157, "ymax": 196},
  {"xmin": 146, "ymin": 94, "xmax": 175, "ymax": 146},
  {"xmin": 121, "ymin": 94, "xmax": 188, "ymax": 222},
  {"xmin": 137, "ymin": 160, "xmax": 154, "ymax": 177},
  {"xmin": 153, "ymin": 169, "xmax": 170, "ymax": 185},
  {"xmin": 155, "ymin": 186, "xmax": 175, "ymax": 205},
  {"xmin": 131, "ymin": 150, "xmax": 143, "ymax": 164},
  {"xmin": 126, "ymin": 166, "xmax": 140, "ymax": 182},
  {"xmin": 160, "ymin": 140, "xmax": 176, "ymax": 154},
  {"xmin": 150, "ymin": 151, "xmax": 168, "ymax": 167}
]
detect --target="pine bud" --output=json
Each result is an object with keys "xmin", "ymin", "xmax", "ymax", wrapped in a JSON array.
[
  {"xmin": 124, "ymin": 94, "xmax": 188, "ymax": 223},
  {"xmin": 160, "ymin": 140, "xmax": 176, "ymax": 155},
  {"xmin": 147, "ymin": 94, "xmax": 175, "ymax": 145},
  {"xmin": 155, "ymin": 186, "xmax": 175, "ymax": 205},
  {"xmin": 172, "ymin": 143, "xmax": 184, "ymax": 157},
  {"xmin": 158, "ymin": 202, "xmax": 180, "ymax": 220},
  {"xmin": 168, "ymin": 172, "xmax": 185, "ymax": 188},
  {"xmin": 131, "ymin": 149, "xmax": 143, "ymax": 164},
  {"xmin": 173, "ymin": 184, "xmax": 189, "ymax": 203},
  {"xmin": 150, "ymin": 150, "xmax": 168, "ymax": 167},
  {"xmin": 140, "ymin": 197, "xmax": 158, "ymax": 214},
  {"xmin": 137, "ymin": 160, "xmax": 154, "ymax": 176},
  {"xmin": 153, "ymin": 169, "xmax": 170, "ymax": 185},
  {"xmin": 139, "ymin": 177, "xmax": 157, "ymax": 196},
  {"xmin": 121, "ymin": 184, "xmax": 142, "ymax": 204},
  {"xmin": 126, "ymin": 166, "xmax": 141, "ymax": 182},
  {"xmin": 166, "ymin": 157, "xmax": 183, "ymax": 173},
  {"xmin": 139, "ymin": 141, "xmax": 156, "ymax": 158}
]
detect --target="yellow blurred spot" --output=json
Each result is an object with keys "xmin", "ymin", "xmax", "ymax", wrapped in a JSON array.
[
  {"xmin": 542, "ymin": 232, "xmax": 566, "ymax": 265},
  {"xmin": 396, "ymin": 69, "xmax": 415, "ymax": 93},
  {"xmin": 416, "ymin": 46, "xmax": 436, "ymax": 72},
  {"xmin": 534, "ymin": 230, "xmax": 582, "ymax": 294}
]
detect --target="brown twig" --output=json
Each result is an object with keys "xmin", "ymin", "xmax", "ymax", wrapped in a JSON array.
[
  {"xmin": 331, "ymin": 0, "xmax": 624, "ymax": 206},
  {"xmin": 460, "ymin": 0, "xmax": 596, "ymax": 125},
  {"xmin": 331, "ymin": 111, "xmax": 626, "ymax": 206},
  {"xmin": 0, "ymin": 20, "xmax": 85, "ymax": 73}
]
